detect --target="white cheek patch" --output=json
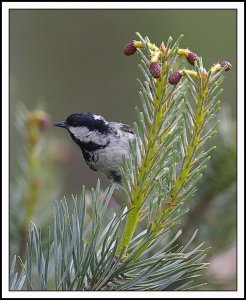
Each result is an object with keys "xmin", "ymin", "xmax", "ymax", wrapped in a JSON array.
[
  {"xmin": 69, "ymin": 126, "xmax": 107, "ymax": 145},
  {"xmin": 69, "ymin": 126, "xmax": 90, "ymax": 141}
]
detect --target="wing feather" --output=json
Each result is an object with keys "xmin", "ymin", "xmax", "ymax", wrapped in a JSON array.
[{"xmin": 120, "ymin": 124, "xmax": 135, "ymax": 134}]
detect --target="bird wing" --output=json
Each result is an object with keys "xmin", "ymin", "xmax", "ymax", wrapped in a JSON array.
[{"xmin": 119, "ymin": 123, "xmax": 135, "ymax": 134}]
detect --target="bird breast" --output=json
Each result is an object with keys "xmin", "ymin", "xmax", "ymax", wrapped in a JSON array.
[{"xmin": 92, "ymin": 134, "xmax": 133, "ymax": 175}]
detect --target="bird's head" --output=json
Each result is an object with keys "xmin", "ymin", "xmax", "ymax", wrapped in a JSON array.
[{"xmin": 54, "ymin": 112, "xmax": 110, "ymax": 146}]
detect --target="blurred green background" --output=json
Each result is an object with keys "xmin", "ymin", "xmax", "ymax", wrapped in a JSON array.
[{"xmin": 10, "ymin": 9, "xmax": 237, "ymax": 290}]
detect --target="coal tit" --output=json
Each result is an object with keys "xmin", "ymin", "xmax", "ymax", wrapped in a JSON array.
[{"xmin": 54, "ymin": 112, "xmax": 136, "ymax": 187}]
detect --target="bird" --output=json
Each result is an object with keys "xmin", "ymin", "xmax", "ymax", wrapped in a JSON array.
[{"xmin": 54, "ymin": 112, "xmax": 137, "ymax": 188}]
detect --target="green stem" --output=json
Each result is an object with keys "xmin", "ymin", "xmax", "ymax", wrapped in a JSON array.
[
  {"xmin": 24, "ymin": 150, "xmax": 40, "ymax": 229},
  {"xmin": 19, "ymin": 123, "xmax": 41, "ymax": 260},
  {"xmin": 169, "ymin": 91, "xmax": 207, "ymax": 205},
  {"xmin": 152, "ymin": 85, "xmax": 208, "ymax": 234},
  {"xmin": 117, "ymin": 69, "xmax": 167, "ymax": 256},
  {"xmin": 129, "ymin": 80, "xmax": 209, "ymax": 260}
]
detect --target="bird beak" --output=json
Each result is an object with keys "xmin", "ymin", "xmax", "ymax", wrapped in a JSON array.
[{"xmin": 53, "ymin": 121, "xmax": 67, "ymax": 128}]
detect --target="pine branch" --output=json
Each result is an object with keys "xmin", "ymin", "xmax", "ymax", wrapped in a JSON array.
[
  {"xmin": 10, "ymin": 106, "xmax": 52, "ymax": 263},
  {"xmin": 117, "ymin": 33, "xmax": 231, "ymax": 258},
  {"xmin": 10, "ymin": 180, "xmax": 210, "ymax": 291}
]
